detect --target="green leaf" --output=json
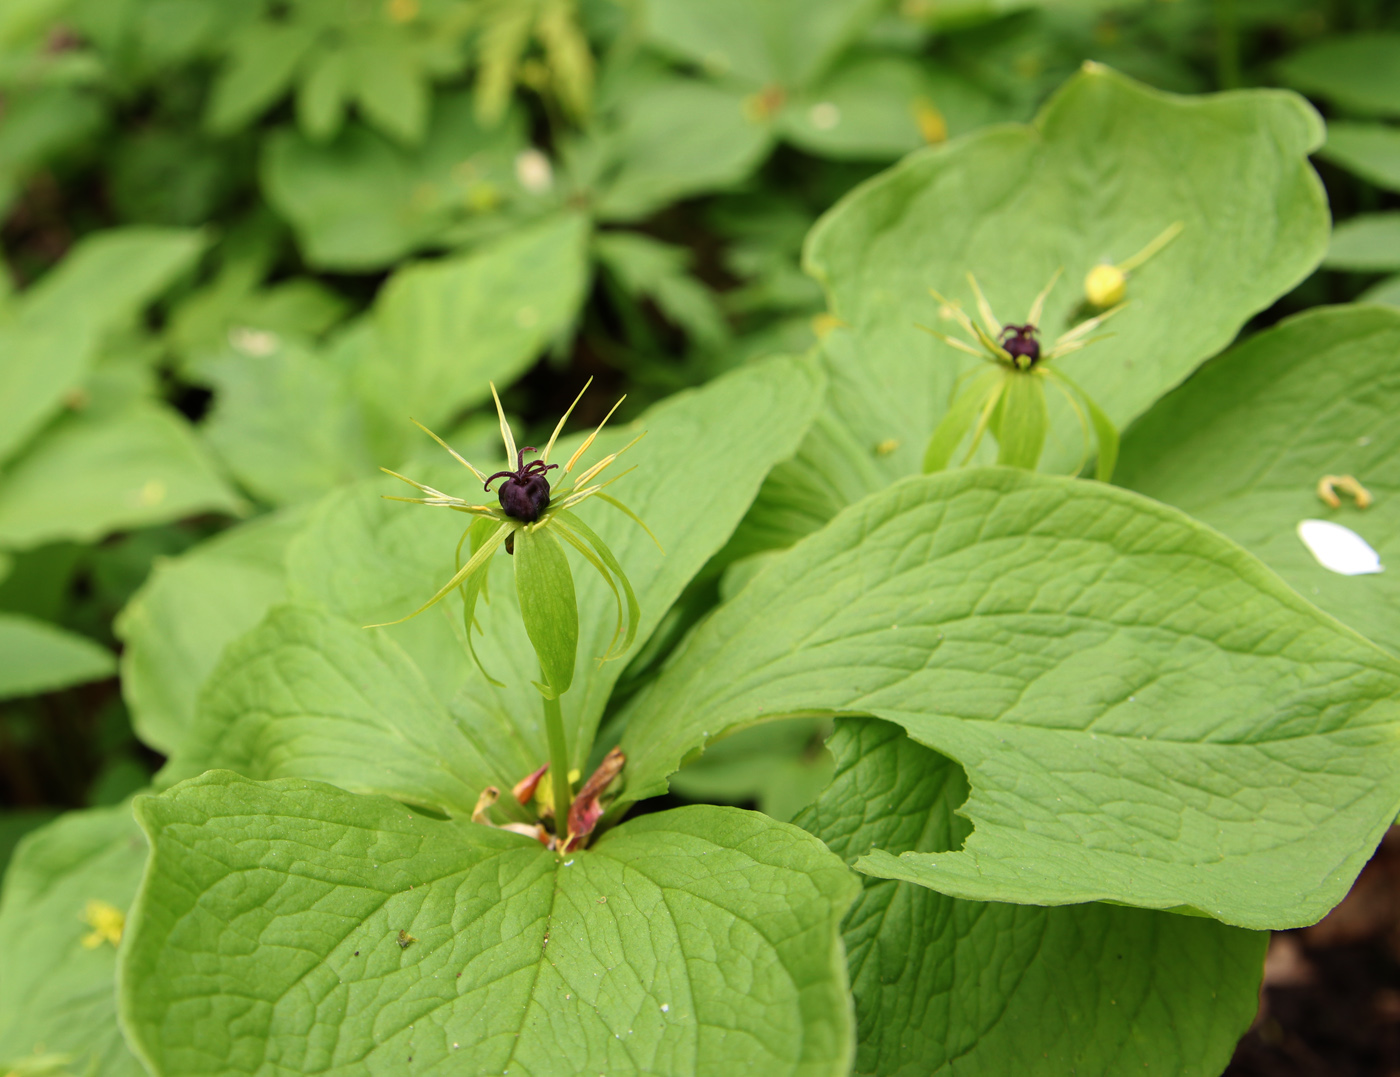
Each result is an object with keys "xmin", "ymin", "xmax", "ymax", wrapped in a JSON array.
[
  {"xmin": 803, "ymin": 64, "xmax": 1328, "ymax": 490},
  {"xmin": 992, "ymin": 371, "xmax": 1047, "ymax": 468},
  {"xmin": 0, "ymin": 803, "xmax": 147, "ymax": 1077},
  {"xmin": 0, "ymin": 227, "xmax": 204, "ymax": 464},
  {"xmin": 0, "ymin": 613, "xmax": 114, "ymax": 700},
  {"xmin": 620, "ymin": 468, "xmax": 1400, "ymax": 929},
  {"xmin": 120, "ymin": 771, "xmax": 859, "ymax": 1076},
  {"xmin": 779, "ymin": 52, "xmax": 1002, "ymax": 160},
  {"xmin": 197, "ymin": 338, "xmax": 374, "ymax": 505},
  {"xmin": 643, "ymin": 0, "xmax": 883, "ymax": 89},
  {"xmin": 115, "ymin": 507, "xmax": 304, "ymax": 756},
  {"xmin": 296, "ymin": 46, "xmax": 348, "ymax": 141},
  {"xmin": 591, "ymin": 75, "xmax": 773, "ymax": 222},
  {"xmin": 0, "ymin": 402, "xmax": 242, "ymax": 551},
  {"xmin": 1361, "ymin": 273, "xmax": 1400, "ymax": 307},
  {"xmin": 669, "ymin": 717, "xmax": 834, "ymax": 823},
  {"xmin": 261, "ymin": 91, "xmax": 527, "ymax": 271},
  {"xmin": 1277, "ymin": 33, "xmax": 1400, "ymax": 117},
  {"xmin": 797, "ymin": 717, "xmax": 1265, "ymax": 1077},
  {"xmin": 514, "ymin": 525, "xmax": 578, "ymax": 697},
  {"xmin": 205, "ymin": 20, "xmax": 317, "ymax": 133},
  {"xmin": 1117, "ymin": 304, "xmax": 1400, "ymax": 655},
  {"xmin": 1319, "ymin": 121, "xmax": 1400, "ymax": 192},
  {"xmin": 185, "ymin": 355, "xmax": 823, "ymax": 809},
  {"xmin": 352, "ymin": 212, "xmax": 590, "ymax": 459},
  {"xmin": 1324, "ymin": 211, "xmax": 1400, "ymax": 272},
  {"xmin": 171, "ymin": 605, "xmax": 494, "ymax": 816},
  {"xmin": 349, "ymin": 38, "xmax": 427, "ymax": 144}
]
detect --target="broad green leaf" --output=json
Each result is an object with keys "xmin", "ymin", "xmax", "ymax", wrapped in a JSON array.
[
  {"xmin": 116, "ymin": 507, "xmax": 304, "ymax": 756},
  {"xmin": 0, "ymin": 803, "xmax": 146, "ymax": 1077},
  {"xmin": 205, "ymin": 20, "xmax": 316, "ymax": 133},
  {"xmin": 261, "ymin": 91, "xmax": 526, "ymax": 271},
  {"xmin": 198, "ymin": 339, "xmax": 374, "ymax": 505},
  {"xmin": 643, "ymin": 0, "xmax": 883, "ymax": 90},
  {"xmin": 171, "ymin": 605, "xmax": 492, "ymax": 816},
  {"xmin": 0, "ymin": 612, "xmax": 114, "ymax": 699},
  {"xmin": 1117, "ymin": 304, "xmax": 1400, "ymax": 654},
  {"xmin": 1361, "ymin": 273, "xmax": 1400, "ymax": 307},
  {"xmin": 780, "ymin": 52, "xmax": 1001, "ymax": 160},
  {"xmin": 797, "ymin": 717, "xmax": 1265, "ymax": 1077},
  {"xmin": 351, "ymin": 213, "xmax": 590, "ymax": 460},
  {"xmin": 349, "ymin": 38, "xmax": 427, "ymax": 145},
  {"xmin": 591, "ymin": 76, "xmax": 773, "ymax": 222},
  {"xmin": 0, "ymin": 402, "xmax": 242, "ymax": 551},
  {"xmin": 120, "ymin": 771, "xmax": 859, "ymax": 1077},
  {"xmin": 668, "ymin": 717, "xmax": 834, "ymax": 823},
  {"xmin": 296, "ymin": 46, "xmax": 348, "ymax": 140},
  {"xmin": 0, "ymin": 809, "xmax": 57, "ymax": 876},
  {"xmin": 0, "ymin": 227, "xmax": 203, "ymax": 463},
  {"xmin": 177, "ymin": 356, "xmax": 823, "ymax": 813},
  {"xmin": 1320, "ymin": 121, "xmax": 1400, "ymax": 192},
  {"xmin": 0, "ymin": 86, "xmax": 104, "ymax": 217},
  {"xmin": 1277, "ymin": 33, "xmax": 1400, "ymax": 117},
  {"xmin": 514, "ymin": 525, "xmax": 578, "ymax": 697},
  {"xmin": 803, "ymin": 64, "xmax": 1328, "ymax": 491},
  {"xmin": 1323, "ymin": 212, "xmax": 1400, "ymax": 272},
  {"xmin": 19, "ymin": 227, "xmax": 204, "ymax": 331},
  {"xmin": 620, "ymin": 468, "xmax": 1400, "ymax": 929}
]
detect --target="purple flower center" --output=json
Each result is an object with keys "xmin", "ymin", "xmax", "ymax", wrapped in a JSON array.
[
  {"xmin": 485, "ymin": 448, "xmax": 558, "ymax": 523},
  {"xmin": 999, "ymin": 323, "xmax": 1041, "ymax": 366}
]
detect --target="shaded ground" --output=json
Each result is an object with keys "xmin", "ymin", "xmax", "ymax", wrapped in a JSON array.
[{"xmin": 1227, "ymin": 828, "xmax": 1400, "ymax": 1076}]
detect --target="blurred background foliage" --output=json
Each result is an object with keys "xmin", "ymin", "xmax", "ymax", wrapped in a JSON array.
[{"xmin": 1, "ymin": 0, "xmax": 1399, "ymax": 854}]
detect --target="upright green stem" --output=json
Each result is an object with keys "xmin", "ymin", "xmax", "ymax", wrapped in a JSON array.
[{"xmin": 543, "ymin": 691, "xmax": 572, "ymax": 832}]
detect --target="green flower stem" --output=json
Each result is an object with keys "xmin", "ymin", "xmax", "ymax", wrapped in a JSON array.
[{"xmin": 543, "ymin": 690, "xmax": 573, "ymax": 832}]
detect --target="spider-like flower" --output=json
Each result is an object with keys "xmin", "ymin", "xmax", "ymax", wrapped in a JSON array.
[
  {"xmin": 373, "ymin": 379, "xmax": 655, "ymax": 699},
  {"xmin": 919, "ymin": 270, "xmax": 1123, "ymax": 480}
]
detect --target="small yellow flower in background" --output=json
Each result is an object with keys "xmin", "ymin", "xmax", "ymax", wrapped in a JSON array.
[
  {"xmin": 386, "ymin": 0, "xmax": 419, "ymax": 23},
  {"xmin": 1084, "ymin": 221, "xmax": 1183, "ymax": 308},
  {"xmin": 80, "ymin": 899, "xmax": 124, "ymax": 949}
]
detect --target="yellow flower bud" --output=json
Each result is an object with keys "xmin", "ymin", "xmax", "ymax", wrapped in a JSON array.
[{"xmin": 1084, "ymin": 263, "xmax": 1126, "ymax": 308}]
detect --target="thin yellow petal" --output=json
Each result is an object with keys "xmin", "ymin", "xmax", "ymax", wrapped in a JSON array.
[
  {"xmin": 380, "ymin": 467, "xmax": 451, "ymax": 499},
  {"xmin": 411, "ymin": 419, "xmax": 487, "ymax": 482},
  {"xmin": 971, "ymin": 322, "xmax": 1013, "ymax": 363},
  {"xmin": 564, "ymin": 395, "xmax": 626, "ymax": 474},
  {"xmin": 966, "ymin": 274, "xmax": 1001, "ymax": 337},
  {"xmin": 916, "ymin": 323, "xmax": 991, "ymax": 359},
  {"xmin": 927, "ymin": 287, "xmax": 979, "ymax": 341},
  {"xmin": 1052, "ymin": 302, "xmax": 1127, "ymax": 349},
  {"xmin": 1117, "ymin": 220, "xmax": 1183, "ymax": 274},
  {"xmin": 541, "ymin": 377, "xmax": 593, "ymax": 464},
  {"xmin": 1026, "ymin": 267, "xmax": 1063, "ymax": 327},
  {"xmin": 490, "ymin": 382, "xmax": 517, "ymax": 464},
  {"xmin": 571, "ymin": 431, "xmax": 646, "ymax": 488}
]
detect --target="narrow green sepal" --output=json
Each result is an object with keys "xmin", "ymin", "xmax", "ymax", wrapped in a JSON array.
[
  {"xmin": 514, "ymin": 525, "xmax": 578, "ymax": 697},
  {"xmin": 1052, "ymin": 368, "xmax": 1120, "ymax": 481},
  {"xmin": 994, "ymin": 372, "xmax": 1049, "ymax": 470},
  {"xmin": 458, "ymin": 518, "xmax": 506, "ymax": 687},
  {"xmin": 554, "ymin": 508, "xmax": 641, "ymax": 660},
  {"xmin": 924, "ymin": 366, "xmax": 1003, "ymax": 473}
]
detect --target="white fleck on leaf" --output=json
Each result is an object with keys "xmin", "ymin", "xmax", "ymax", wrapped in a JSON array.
[{"xmin": 1297, "ymin": 519, "xmax": 1384, "ymax": 576}]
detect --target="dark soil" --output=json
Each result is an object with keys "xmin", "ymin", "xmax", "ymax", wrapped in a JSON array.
[{"xmin": 1226, "ymin": 828, "xmax": 1400, "ymax": 1077}]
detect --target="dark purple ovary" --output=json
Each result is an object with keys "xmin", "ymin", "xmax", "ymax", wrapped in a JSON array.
[
  {"xmin": 999, "ymin": 323, "xmax": 1041, "ymax": 365},
  {"xmin": 486, "ymin": 447, "xmax": 557, "ymax": 523}
]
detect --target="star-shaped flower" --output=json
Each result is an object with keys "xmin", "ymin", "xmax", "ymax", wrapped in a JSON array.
[
  {"xmin": 919, "ymin": 270, "xmax": 1123, "ymax": 480},
  {"xmin": 374, "ymin": 379, "xmax": 657, "ymax": 697}
]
